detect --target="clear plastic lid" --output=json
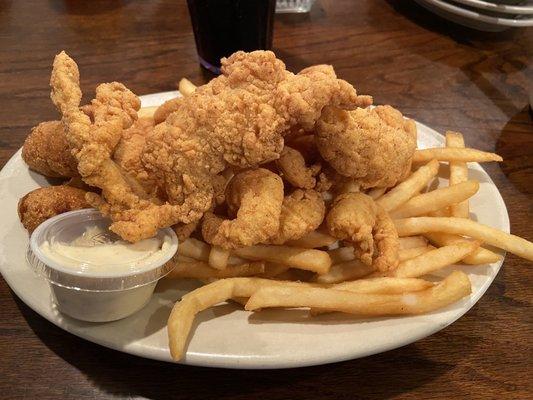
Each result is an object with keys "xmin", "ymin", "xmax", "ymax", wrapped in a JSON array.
[{"xmin": 27, "ymin": 209, "xmax": 178, "ymax": 292}]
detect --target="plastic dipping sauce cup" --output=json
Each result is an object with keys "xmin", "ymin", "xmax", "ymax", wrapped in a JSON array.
[{"xmin": 27, "ymin": 209, "xmax": 178, "ymax": 322}]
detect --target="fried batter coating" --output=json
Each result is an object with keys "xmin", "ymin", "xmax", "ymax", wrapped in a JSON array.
[
  {"xmin": 316, "ymin": 105, "xmax": 417, "ymax": 189},
  {"xmin": 154, "ymin": 97, "xmax": 182, "ymax": 124},
  {"xmin": 270, "ymin": 189, "xmax": 325, "ymax": 244},
  {"xmin": 51, "ymin": 50, "xmax": 370, "ymax": 242},
  {"xmin": 137, "ymin": 51, "xmax": 370, "ymax": 241},
  {"xmin": 50, "ymin": 52, "xmax": 175, "ymax": 242},
  {"xmin": 113, "ymin": 117, "xmax": 158, "ymax": 195},
  {"xmin": 326, "ymin": 192, "xmax": 399, "ymax": 271},
  {"xmin": 22, "ymin": 121, "xmax": 78, "ymax": 178},
  {"xmin": 275, "ymin": 146, "xmax": 321, "ymax": 189},
  {"xmin": 286, "ymin": 134, "xmax": 319, "ymax": 163},
  {"xmin": 173, "ymin": 221, "xmax": 200, "ymax": 242},
  {"xmin": 18, "ymin": 186, "xmax": 89, "ymax": 232},
  {"xmin": 202, "ymin": 169, "xmax": 284, "ymax": 249}
]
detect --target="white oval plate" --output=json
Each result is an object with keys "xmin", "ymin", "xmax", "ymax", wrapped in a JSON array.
[{"xmin": 0, "ymin": 92, "xmax": 508, "ymax": 369}]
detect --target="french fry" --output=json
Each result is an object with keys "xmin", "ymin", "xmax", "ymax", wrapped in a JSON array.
[
  {"xmin": 394, "ymin": 217, "xmax": 533, "ymax": 261},
  {"xmin": 311, "ymin": 277, "xmax": 435, "ymax": 315},
  {"xmin": 168, "ymin": 278, "xmax": 319, "ymax": 360},
  {"xmin": 399, "ymin": 236, "xmax": 428, "ymax": 249},
  {"xmin": 399, "ymin": 246, "xmax": 435, "ymax": 262},
  {"xmin": 377, "ymin": 159, "xmax": 439, "ymax": 212},
  {"xmin": 166, "ymin": 260, "xmax": 265, "ymax": 279},
  {"xmin": 230, "ymin": 297, "xmax": 249, "ymax": 306},
  {"xmin": 257, "ymin": 262, "xmax": 291, "ymax": 278},
  {"xmin": 178, "ymin": 78, "xmax": 196, "ymax": 96},
  {"xmin": 328, "ymin": 246, "xmax": 355, "ymax": 264},
  {"xmin": 446, "ymin": 132, "xmax": 469, "ymax": 218},
  {"xmin": 179, "ymin": 238, "xmax": 210, "ymax": 261},
  {"xmin": 138, "ymin": 106, "xmax": 157, "ymax": 119},
  {"xmin": 425, "ymin": 232, "xmax": 502, "ymax": 265},
  {"xmin": 390, "ymin": 181, "xmax": 479, "ymax": 219},
  {"xmin": 286, "ymin": 230, "xmax": 337, "ymax": 248},
  {"xmin": 176, "ymin": 255, "xmax": 196, "ymax": 263},
  {"xmin": 428, "ymin": 208, "xmax": 451, "ymax": 217},
  {"xmin": 413, "ymin": 148, "xmax": 502, "ymax": 163},
  {"xmin": 208, "ymin": 246, "xmax": 230, "ymax": 270},
  {"xmin": 391, "ymin": 241, "xmax": 480, "ymax": 278},
  {"xmin": 233, "ymin": 245, "xmax": 332, "ymax": 274},
  {"xmin": 245, "ymin": 271, "xmax": 472, "ymax": 316},
  {"xmin": 367, "ymin": 187, "xmax": 387, "ymax": 200},
  {"xmin": 334, "ymin": 277, "xmax": 434, "ymax": 294},
  {"xmin": 315, "ymin": 260, "xmax": 375, "ymax": 284}
]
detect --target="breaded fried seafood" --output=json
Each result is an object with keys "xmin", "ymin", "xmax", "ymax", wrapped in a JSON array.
[
  {"xmin": 326, "ymin": 192, "xmax": 399, "ymax": 271},
  {"xmin": 113, "ymin": 116, "xmax": 158, "ymax": 195},
  {"xmin": 275, "ymin": 146, "xmax": 321, "ymax": 190},
  {"xmin": 202, "ymin": 168, "xmax": 284, "ymax": 249},
  {"xmin": 316, "ymin": 105, "xmax": 417, "ymax": 189},
  {"xmin": 270, "ymin": 189, "xmax": 325, "ymax": 244},
  {"xmin": 50, "ymin": 50, "xmax": 371, "ymax": 242}
]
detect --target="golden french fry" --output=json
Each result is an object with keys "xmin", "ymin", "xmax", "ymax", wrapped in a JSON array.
[
  {"xmin": 315, "ymin": 260, "xmax": 375, "ymax": 284},
  {"xmin": 311, "ymin": 276, "xmax": 435, "ymax": 315},
  {"xmin": 166, "ymin": 260, "xmax": 265, "ymax": 279},
  {"xmin": 399, "ymin": 246, "xmax": 435, "ymax": 262},
  {"xmin": 257, "ymin": 262, "xmax": 291, "ymax": 278},
  {"xmin": 394, "ymin": 217, "xmax": 533, "ymax": 261},
  {"xmin": 425, "ymin": 232, "xmax": 502, "ymax": 265},
  {"xmin": 328, "ymin": 246, "xmax": 355, "ymax": 264},
  {"xmin": 367, "ymin": 187, "xmax": 387, "ymax": 200},
  {"xmin": 245, "ymin": 271, "xmax": 472, "ymax": 316},
  {"xmin": 399, "ymin": 236, "xmax": 428, "ymax": 249},
  {"xmin": 230, "ymin": 297, "xmax": 249, "ymax": 306},
  {"xmin": 377, "ymin": 159, "xmax": 439, "ymax": 212},
  {"xmin": 176, "ymin": 255, "xmax": 196, "ymax": 263},
  {"xmin": 233, "ymin": 245, "xmax": 332, "ymax": 274},
  {"xmin": 208, "ymin": 246, "xmax": 230, "ymax": 270},
  {"xmin": 446, "ymin": 132, "xmax": 469, "ymax": 218},
  {"xmin": 413, "ymin": 148, "xmax": 502, "ymax": 163},
  {"xmin": 392, "ymin": 241, "xmax": 480, "ymax": 278},
  {"xmin": 334, "ymin": 277, "xmax": 433, "ymax": 294},
  {"xmin": 179, "ymin": 238, "xmax": 210, "ymax": 261},
  {"xmin": 168, "ymin": 278, "xmax": 319, "ymax": 360},
  {"xmin": 390, "ymin": 181, "xmax": 479, "ymax": 219},
  {"xmin": 286, "ymin": 230, "xmax": 337, "ymax": 248},
  {"xmin": 427, "ymin": 208, "xmax": 451, "ymax": 217},
  {"xmin": 138, "ymin": 106, "xmax": 157, "ymax": 119},
  {"xmin": 273, "ymin": 270, "xmax": 300, "ymax": 281},
  {"xmin": 178, "ymin": 78, "xmax": 196, "ymax": 96}
]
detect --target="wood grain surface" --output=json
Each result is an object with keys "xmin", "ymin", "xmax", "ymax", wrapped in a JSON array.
[{"xmin": 0, "ymin": 1, "xmax": 531, "ymax": 399}]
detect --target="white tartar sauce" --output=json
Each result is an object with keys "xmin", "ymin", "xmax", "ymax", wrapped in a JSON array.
[{"xmin": 40, "ymin": 226, "xmax": 171, "ymax": 273}]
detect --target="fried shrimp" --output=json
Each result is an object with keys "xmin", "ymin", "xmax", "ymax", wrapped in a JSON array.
[
  {"xmin": 326, "ymin": 192, "xmax": 399, "ymax": 271},
  {"xmin": 275, "ymin": 146, "xmax": 321, "ymax": 189},
  {"xmin": 153, "ymin": 97, "xmax": 182, "ymax": 124},
  {"xmin": 202, "ymin": 168, "xmax": 284, "ymax": 249},
  {"xmin": 270, "ymin": 189, "xmax": 326, "ymax": 244},
  {"xmin": 316, "ymin": 105, "xmax": 417, "ymax": 189}
]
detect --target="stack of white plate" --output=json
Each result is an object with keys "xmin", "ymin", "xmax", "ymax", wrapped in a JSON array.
[{"xmin": 414, "ymin": 0, "xmax": 533, "ymax": 31}]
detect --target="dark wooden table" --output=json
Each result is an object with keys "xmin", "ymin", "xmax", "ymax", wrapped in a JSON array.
[{"xmin": 1, "ymin": 0, "xmax": 531, "ymax": 399}]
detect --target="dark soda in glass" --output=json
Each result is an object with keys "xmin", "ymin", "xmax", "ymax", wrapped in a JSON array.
[{"xmin": 187, "ymin": 0, "xmax": 276, "ymax": 74}]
